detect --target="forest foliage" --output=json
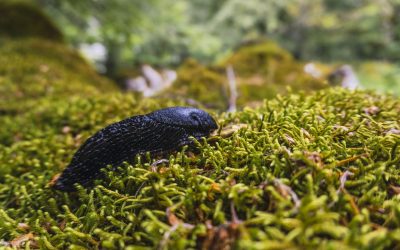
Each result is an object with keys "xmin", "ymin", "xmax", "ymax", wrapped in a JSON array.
[{"xmin": 29, "ymin": 0, "xmax": 400, "ymax": 71}]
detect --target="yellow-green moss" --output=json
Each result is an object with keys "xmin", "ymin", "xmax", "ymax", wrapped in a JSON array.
[
  {"xmin": 0, "ymin": 88, "xmax": 400, "ymax": 249},
  {"xmin": 0, "ymin": 1, "xmax": 63, "ymax": 42},
  {"xmin": 355, "ymin": 61, "xmax": 400, "ymax": 95},
  {"xmin": 166, "ymin": 59, "xmax": 228, "ymax": 109},
  {"xmin": 221, "ymin": 41, "xmax": 328, "ymax": 100},
  {"xmin": 164, "ymin": 42, "xmax": 329, "ymax": 111},
  {"xmin": 1, "ymin": 33, "xmax": 399, "ymax": 250},
  {"xmin": 0, "ymin": 39, "xmax": 117, "ymax": 113},
  {"xmin": 222, "ymin": 41, "xmax": 293, "ymax": 76}
]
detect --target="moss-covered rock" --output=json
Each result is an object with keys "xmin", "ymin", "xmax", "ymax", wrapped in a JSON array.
[
  {"xmin": 0, "ymin": 88, "xmax": 399, "ymax": 249},
  {"xmin": 164, "ymin": 42, "xmax": 329, "ymax": 110},
  {"xmin": 0, "ymin": 39, "xmax": 117, "ymax": 113},
  {"xmin": 0, "ymin": 1, "xmax": 63, "ymax": 42},
  {"xmin": 221, "ymin": 41, "xmax": 328, "ymax": 103},
  {"xmin": 167, "ymin": 59, "xmax": 228, "ymax": 109},
  {"xmin": 222, "ymin": 40, "xmax": 293, "ymax": 76}
]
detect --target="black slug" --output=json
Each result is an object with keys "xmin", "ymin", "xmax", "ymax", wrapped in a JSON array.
[{"xmin": 53, "ymin": 106, "xmax": 218, "ymax": 191}]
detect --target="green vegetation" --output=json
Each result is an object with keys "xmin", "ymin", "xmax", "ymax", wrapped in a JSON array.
[
  {"xmin": 1, "ymin": 1, "xmax": 400, "ymax": 249},
  {"xmin": 221, "ymin": 41, "xmax": 327, "ymax": 104},
  {"xmin": 356, "ymin": 62, "xmax": 400, "ymax": 96},
  {"xmin": 1, "ymin": 87, "xmax": 400, "ymax": 249},
  {"xmin": 0, "ymin": 1, "xmax": 63, "ymax": 42},
  {"xmin": 0, "ymin": 39, "xmax": 116, "ymax": 114},
  {"xmin": 165, "ymin": 59, "xmax": 227, "ymax": 109},
  {"xmin": 31, "ymin": 0, "xmax": 400, "ymax": 74},
  {"xmin": 166, "ymin": 42, "xmax": 328, "ymax": 110}
]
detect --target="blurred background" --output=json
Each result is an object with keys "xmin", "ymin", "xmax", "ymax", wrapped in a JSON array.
[{"xmin": 1, "ymin": 0, "xmax": 400, "ymax": 109}]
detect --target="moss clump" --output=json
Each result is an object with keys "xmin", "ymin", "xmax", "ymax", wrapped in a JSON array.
[
  {"xmin": 222, "ymin": 41, "xmax": 328, "ymax": 105},
  {"xmin": 1, "ymin": 88, "xmax": 400, "ymax": 249},
  {"xmin": 0, "ymin": 39, "xmax": 117, "ymax": 113},
  {"xmin": 165, "ymin": 42, "xmax": 329, "ymax": 111},
  {"xmin": 0, "ymin": 1, "xmax": 63, "ymax": 42},
  {"xmin": 166, "ymin": 59, "xmax": 228, "ymax": 109},
  {"xmin": 223, "ymin": 40, "xmax": 293, "ymax": 76}
]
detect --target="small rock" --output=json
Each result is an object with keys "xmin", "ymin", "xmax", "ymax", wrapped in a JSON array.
[
  {"xmin": 62, "ymin": 126, "xmax": 71, "ymax": 134},
  {"xmin": 386, "ymin": 128, "xmax": 400, "ymax": 135},
  {"xmin": 363, "ymin": 106, "xmax": 380, "ymax": 116}
]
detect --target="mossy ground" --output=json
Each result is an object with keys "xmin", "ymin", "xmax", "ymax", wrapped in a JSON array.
[
  {"xmin": 1, "ymin": 87, "xmax": 400, "ymax": 249},
  {"xmin": 1, "ymin": 25, "xmax": 400, "ymax": 249},
  {"xmin": 166, "ymin": 59, "xmax": 228, "ymax": 109},
  {"xmin": 0, "ymin": 39, "xmax": 117, "ymax": 114},
  {"xmin": 165, "ymin": 41, "xmax": 329, "ymax": 110}
]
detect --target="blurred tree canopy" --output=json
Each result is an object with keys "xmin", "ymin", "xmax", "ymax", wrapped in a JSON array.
[{"xmin": 27, "ymin": 0, "xmax": 400, "ymax": 74}]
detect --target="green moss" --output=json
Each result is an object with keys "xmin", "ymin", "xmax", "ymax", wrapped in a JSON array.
[
  {"xmin": 1, "ymin": 88, "xmax": 400, "ymax": 249},
  {"xmin": 166, "ymin": 59, "xmax": 228, "ymax": 109},
  {"xmin": 355, "ymin": 61, "xmax": 400, "ymax": 95},
  {"xmin": 222, "ymin": 41, "xmax": 293, "ymax": 76},
  {"xmin": 0, "ymin": 1, "xmax": 63, "ymax": 42},
  {"xmin": 0, "ymin": 39, "xmax": 117, "ymax": 113},
  {"xmin": 164, "ymin": 42, "xmax": 329, "ymax": 110},
  {"xmin": 221, "ymin": 41, "xmax": 328, "ymax": 103},
  {"xmin": 0, "ymin": 35, "xmax": 399, "ymax": 250}
]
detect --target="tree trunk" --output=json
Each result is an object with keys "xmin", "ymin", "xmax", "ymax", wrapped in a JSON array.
[{"xmin": 105, "ymin": 42, "xmax": 120, "ymax": 79}]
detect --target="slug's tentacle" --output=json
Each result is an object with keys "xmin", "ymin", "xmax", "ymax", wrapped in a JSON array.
[{"xmin": 53, "ymin": 107, "xmax": 217, "ymax": 191}]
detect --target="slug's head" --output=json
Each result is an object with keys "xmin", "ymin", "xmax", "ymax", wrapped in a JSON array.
[{"xmin": 148, "ymin": 107, "xmax": 218, "ymax": 133}]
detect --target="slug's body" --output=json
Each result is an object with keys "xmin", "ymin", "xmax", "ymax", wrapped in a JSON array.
[{"xmin": 53, "ymin": 107, "xmax": 217, "ymax": 191}]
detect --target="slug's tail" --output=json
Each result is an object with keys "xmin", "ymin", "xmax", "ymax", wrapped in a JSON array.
[
  {"xmin": 53, "ymin": 178, "xmax": 76, "ymax": 192},
  {"xmin": 52, "ymin": 162, "xmax": 97, "ymax": 192}
]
